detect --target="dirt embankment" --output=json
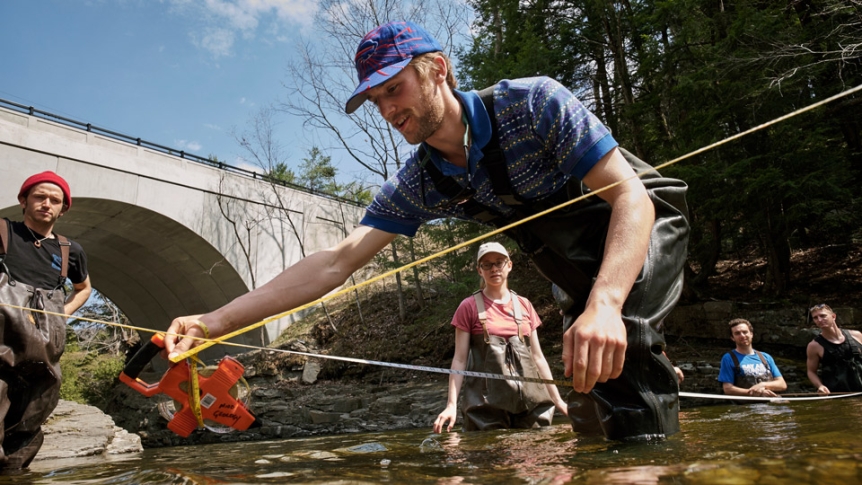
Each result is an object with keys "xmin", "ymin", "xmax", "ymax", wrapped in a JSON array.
[{"xmin": 291, "ymin": 243, "xmax": 862, "ymax": 389}]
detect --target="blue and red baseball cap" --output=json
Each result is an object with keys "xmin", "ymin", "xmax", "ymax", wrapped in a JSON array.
[{"xmin": 345, "ymin": 21, "xmax": 443, "ymax": 114}]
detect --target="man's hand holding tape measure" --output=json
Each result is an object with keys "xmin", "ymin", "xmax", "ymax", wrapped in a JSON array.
[{"xmin": 164, "ymin": 315, "xmax": 212, "ymax": 361}]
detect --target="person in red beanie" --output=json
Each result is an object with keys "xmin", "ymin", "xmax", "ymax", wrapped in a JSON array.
[{"xmin": 0, "ymin": 171, "xmax": 90, "ymax": 469}]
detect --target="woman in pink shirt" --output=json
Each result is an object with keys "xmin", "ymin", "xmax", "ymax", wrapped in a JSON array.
[{"xmin": 433, "ymin": 242, "xmax": 568, "ymax": 433}]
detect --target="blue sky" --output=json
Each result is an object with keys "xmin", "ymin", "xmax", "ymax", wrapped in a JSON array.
[{"xmin": 0, "ymin": 0, "xmax": 353, "ymax": 178}]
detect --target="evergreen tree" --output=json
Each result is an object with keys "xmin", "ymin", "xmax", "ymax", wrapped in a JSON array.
[{"xmin": 460, "ymin": 0, "xmax": 861, "ymax": 297}]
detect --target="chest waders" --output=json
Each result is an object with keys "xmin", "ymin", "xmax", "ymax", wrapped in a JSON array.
[
  {"xmin": 461, "ymin": 291, "xmax": 555, "ymax": 431},
  {"xmin": 730, "ymin": 351, "xmax": 774, "ymax": 389},
  {"xmin": 425, "ymin": 86, "xmax": 690, "ymax": 441},
  {"xmin": 815, "ymin": 330, "xmax": 862, "ymax": 392},
  {"xmin": 0, "ymin": 219, "xmax": 69, "ymax": 469}
]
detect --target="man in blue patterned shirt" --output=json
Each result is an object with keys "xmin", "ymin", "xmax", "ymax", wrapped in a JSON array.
[{"xmin": 168, "ymin": 20, "xmax": 689, "ymax": 441}]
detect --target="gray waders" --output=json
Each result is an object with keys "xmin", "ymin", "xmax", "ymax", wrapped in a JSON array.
[
  {"xmin": 0, "ymin": 220, "xmax": 68, "ymax": 469},
  {"xmin": 461, "ymin": 291, "xmax": 555, "ymax": 431},
  {"xmin": 508, "ymin": 149, "xmax": 689, "ymax": 441}
]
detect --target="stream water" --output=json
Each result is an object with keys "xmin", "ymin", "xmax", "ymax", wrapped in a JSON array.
[{"xmin": 6, "ymin": 397, "xmax": 862, "ymax": 484}]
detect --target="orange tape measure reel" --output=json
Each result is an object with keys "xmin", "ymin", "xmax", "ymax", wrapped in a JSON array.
[{"xmin": 119, "ymin": 333, "xmax": 260, "ymax": 437}]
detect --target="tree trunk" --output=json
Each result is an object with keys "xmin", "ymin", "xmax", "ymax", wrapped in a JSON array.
[
  {"xmin": 322, "ymin": 302, "xmax": 337, "ymax": 333},
  {"xmin": 761, "ymin": 205, "xmax": 791, "ymax": 295},
  {"xmin": 692, "ymin": 218, "xmax": 722, "ymax": 287},
  {"xmin": 390, "ymin": 240, "xmax": 407, "ymax": 321},
  {"xmin": 407, "ymin": 238, "xmax": 425, "ymax": 308},
  {"xmin": 600, "ymin": 2, "xmax": 645, "ymax": 157}
]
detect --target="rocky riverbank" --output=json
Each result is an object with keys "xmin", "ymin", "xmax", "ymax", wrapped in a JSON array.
[
  {"xmin": 97, "ymin": 302, "xmax": 860, "ymax": 449},
  {"xmin": 35, "ymin": 400, "xmax": 142, "ymax": 462}
]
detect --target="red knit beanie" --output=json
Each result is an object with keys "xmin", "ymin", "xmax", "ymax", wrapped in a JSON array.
[{"xmin": 18, "ymin": 171, "xmax": 72, "ymax": 210}]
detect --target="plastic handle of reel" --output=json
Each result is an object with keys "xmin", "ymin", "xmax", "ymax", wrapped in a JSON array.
[{"xmin": 121, "ymin": 333, "xmax": 165, "ymax": 380}]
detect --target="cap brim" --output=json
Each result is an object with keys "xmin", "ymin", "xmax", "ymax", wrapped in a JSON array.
[
  {"xmin": 345, "ymin": 57, "xmax": 413, "ymax": 114},
  {"xmin": 477, "ymin": 250, "xmax": 509, "ymax": 261}
]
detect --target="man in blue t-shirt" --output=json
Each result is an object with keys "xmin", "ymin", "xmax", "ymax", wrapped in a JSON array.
[
  {"xmin": 718, "ymin": 319, "xmax": 786, "ymax": 398},
  {"xmin": 167, "ymin": 21, "xmax": 690, "ymax": 441}
]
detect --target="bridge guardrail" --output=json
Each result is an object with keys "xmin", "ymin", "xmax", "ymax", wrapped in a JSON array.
[{"xmin": 0, "ymin": 97, "xmax": 365, "ymax": 208}]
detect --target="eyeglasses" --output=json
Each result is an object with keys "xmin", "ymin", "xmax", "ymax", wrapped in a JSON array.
[
  {"xmin": 809, "ymin": 303, "xmax": 828, "ymax": 312},
  {"xmin": 479, "ymin": 259, "xmax": 508, "ymax": 270}
]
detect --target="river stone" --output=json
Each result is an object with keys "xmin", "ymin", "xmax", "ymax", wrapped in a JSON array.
[
  {"xmin": 302, "ymin": 360, "xmax": 321, "ymax": 384},
  {"xmin": 340, "ymin": 442, "xmax": 388, "ymax": 453},
  {"xmin": 309, "ymin": 409, "xmax": 343, "ymax": 424},
  {"xmin": 36, "ymin": 400, "xmax": 143, "ymax": 460}
]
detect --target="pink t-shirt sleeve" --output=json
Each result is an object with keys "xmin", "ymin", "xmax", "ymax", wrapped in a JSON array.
[{"xmin": 451, "ymin": 296, "xmax": 478, "ymax": 333}]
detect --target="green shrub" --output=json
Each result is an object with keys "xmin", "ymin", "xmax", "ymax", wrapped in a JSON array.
[{"xmin": 59, "ymin": 348, "xmax": 125, "ymax": 410}]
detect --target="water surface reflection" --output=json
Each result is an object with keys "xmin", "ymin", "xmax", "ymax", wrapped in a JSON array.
[{"xmin": 7, "ymin": 398, "xmax": 862, "ymax": 484}]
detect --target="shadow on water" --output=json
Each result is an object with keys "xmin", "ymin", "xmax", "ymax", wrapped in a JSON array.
[{"xmin": 5, "ymin": 398, "xmax": 862, "ymax": 484}]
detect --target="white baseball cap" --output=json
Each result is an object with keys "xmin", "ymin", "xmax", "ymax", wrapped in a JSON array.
[{"xmin": 476, "ymin": 242, "xmax": 509, "ymax": 262}]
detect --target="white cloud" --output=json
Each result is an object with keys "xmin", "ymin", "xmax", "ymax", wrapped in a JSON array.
[
  {"xmin": 175, "ymin": 139, "xmax": 204, "ymax": 152},
  {"xmin": 169, "ymin": 0, "xmax": 318, "ymax": 58},
  {"xmin": 190, "ymin": 28, "xmax": 235, "ymax": 57}
]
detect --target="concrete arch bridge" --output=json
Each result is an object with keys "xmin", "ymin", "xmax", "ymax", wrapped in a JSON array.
[{"xmin": 0, "ymin": 100, "xmax": 365, "ymax": 364}]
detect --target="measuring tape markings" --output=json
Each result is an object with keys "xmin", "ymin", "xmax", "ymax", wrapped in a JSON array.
[
  {"xmin": 214, "ymin": 340, "xmax": 862, "ymax": 403},
  {"xmin": 3, "ymin": 302, "xmax": 861, "ymax": 403}
]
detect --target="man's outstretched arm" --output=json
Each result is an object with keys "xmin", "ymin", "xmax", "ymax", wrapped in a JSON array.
[{"xmin": 165, "ymin": 225, "xmax": 396, "ymax": 359}]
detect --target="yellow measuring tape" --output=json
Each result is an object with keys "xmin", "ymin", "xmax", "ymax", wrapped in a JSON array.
[
  {"xmin": 167, "ymin": 82, "xmax": 862, "ymax": 363},
  {"xmin": 3, "ymin": 303, "xmax": 861, "ymax": 403},
  {"xmin": 188, "ymin": 356, "xmax": 206, "ymax": 429}
]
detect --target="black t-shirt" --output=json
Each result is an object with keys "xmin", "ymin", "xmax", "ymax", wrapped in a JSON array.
[{"xmin": 1, "ymin": 218, "xmax": 88, "ymax": 290}]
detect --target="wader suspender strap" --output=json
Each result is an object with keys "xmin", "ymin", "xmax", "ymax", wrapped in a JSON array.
[
  {"xmin": 475, "ymin": 87, "xmax": 525, "ymax": 208},
  {"xmin": 0, "ymin": 219, "xmax": 70, "ymax": 288},
  {"xmin": 57, "ymin": 234, "xmax": 70, "ymax": 287},
  {"xmin": 0, "ymin": 218, "xmax": 8, "ymax": 257},
  {"xmin": 419, "ymin": 85, "xmax": 521, "ymax": 223},
  {"xmin": 729, "ymin": 351, "xmax": 771, "ymax": 378},
  {"xmin": 841, "ymin": 330, "xmax": 862, "ymax": 356},
  {"xmin": 0, "ymin": 219, "xmax": 9, "ymax": 276},
  {"xmin": 473, "ymin": 290, "xmax": 524, "ymax": 343}
]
